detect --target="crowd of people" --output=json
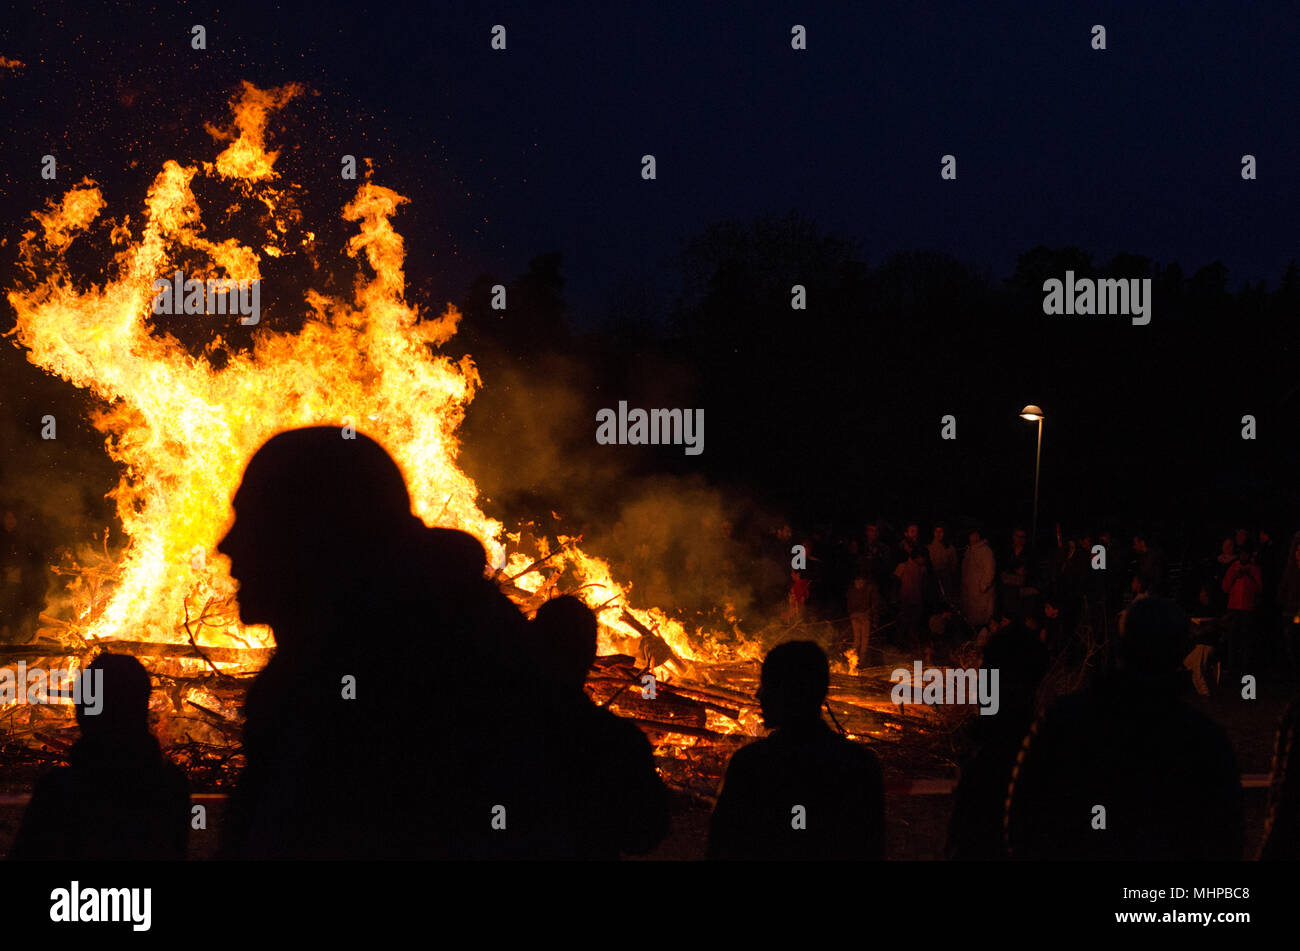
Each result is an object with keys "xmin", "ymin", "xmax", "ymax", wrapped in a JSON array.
[
  {"xmin": 783, "ymin": 517, "xmax": 1300, "ymax": 860},
  {"xmin": 782, "ymin": 518, "xmax": 1300, "ymax": 690},
  {"xmin": 5, "ymin": 434, "xmax": 1299, "ymax": 860}
]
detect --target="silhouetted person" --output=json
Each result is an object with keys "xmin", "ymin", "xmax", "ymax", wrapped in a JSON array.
[
  {"xmin": 217, "ymin": 427, "xmax": 557, "ymax": 859},
  {"xmin": 1005, "ymin": 597, "xmax": 1243, "ymax": 860},
  {"xmin": 946, "ymin": 620, "xmax": 1047, "ymax": 860},
  {"xmin": 533, "ymin": 596, "xmax": 669, "ymax": 858},
  {"xmin": 708, "ymin": 641, "xmax": 884, "ymax": 860},
  {"xmin": 10, "ymin": 653, "xmax": 189, "ymax": 860}
]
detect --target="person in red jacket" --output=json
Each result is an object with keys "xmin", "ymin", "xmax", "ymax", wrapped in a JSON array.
[
  {"xmin": 1223, "ymin": 550, "xmax": 1262, "ymax": 611},
  {"xmin": 1223, "ymin": 548, "xmax": 1263, "ymax": 676},
  {"xmin": 785, "ymin": 570, "xmax": 812, "ymax": 623}
]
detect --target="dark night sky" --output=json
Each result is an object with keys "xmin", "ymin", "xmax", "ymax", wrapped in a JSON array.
[
  {"xmin": 2, "ymin": 0, "xmax": 1297, "ymax": 322},
  {"xmin": 1, "ymin": 0, "xmax": 1298, "ymax": 544}
]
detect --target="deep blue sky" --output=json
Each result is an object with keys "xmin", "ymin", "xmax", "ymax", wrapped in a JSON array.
[{"xmin": 4, "ymin": 0, "xmax": 1297, "ymax": 324}]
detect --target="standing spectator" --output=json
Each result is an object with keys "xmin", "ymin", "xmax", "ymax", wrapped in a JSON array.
[
  {"xmin": 928, "ymin": 524, "xmax": 959, "ymax": 607},
  {"xmin": 894, "ymin": 549, "xmax": 929, "ymax": 653},
  {"xmin": 1047, "ymin": 522, "xmax": 1070, "ymax": 600},
  {"xmin": 785, "ymin": 570, "xmax": 812, "ymax": 624},
  {"xmin": 999, "ymin": 528, "xmax": 1031, "ymax": 619},
  {"xmin": 1223, "ymin": 549, "xmax": 1263, "ymax": 676},
  {"xmin": 1119, "ymin": 575, "xmax": 1150, "ymax": 635},
  {"xmin": 847, "ymin": 576, "xmax": 874, "ymax": 667},
  {"xmin": 798, "ymin": 538, "xmax": 825, "ymax": 618},
  {"xmin": 961, "ymin": 527, "xmax": 996, "ymax": 628},
  {"xmin": 898, "ymin": 522, "xmax": 923, "ymax": 565},
  {"xmin": 1223, "ymin": 551, "xmax": 1262, "ymax": 610},
  {"xmin": 1052, "ymin": 536, "xmax": 1086, "ymax": 637},
  {"xmin": 1257, "ymin": 529, "xmax": 1283, "ymax": 666},
  {"xmin": 1211, "ymin": 537, "xmax": 1238, "ymax": 614},
  {"xmin": 857, "ymin": 522, "xmax": 892, "ymax": 633},
  {"xmin": 708, "ymin": 641, "xmax": 885, "ymax": 860},
  {"xmin": 534, "ymin": 597, "xmax": 670, "ymax": 859},
  {"xmin": 1132, "ymin": 533, "xmax": 1165, "ymax": 596},
  {"xmin": 1258, "ymin": 529, "xmax": 1281, "ymax": 596},
  {"xmin": 1098, "ymin": 528, "xmax": 1126, "ymax": 609}
]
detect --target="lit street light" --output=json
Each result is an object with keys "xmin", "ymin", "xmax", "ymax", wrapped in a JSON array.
[{"xmin": 1020, "ymin": 405, "xmax": 1045, "ymax": 548}]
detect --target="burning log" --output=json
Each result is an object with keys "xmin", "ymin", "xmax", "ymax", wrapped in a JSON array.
[
  {"xmin": 623, "ymin": 717, "xmax": 735, "ymax": 741},
  {"xmin": 607, "ymin": 693, "xmax": 707, "ymax": 729},
  {"xmin": 0, "ymin": 642, "xmax": 272, "ymax": 669},
  {"xmin": 183, "ymin": 700, "xmax": 243, "ymax": 740},
  {"xmin": 620, "ymin": 608, "xmax": 688, "ymax": 673},
  {"xmin": 504, "ymin": 550, "xmax": 563, "ymax": 583},
  {"xmin": 586, "ymin": 675, "xmax": 744, "ymax": 722}
]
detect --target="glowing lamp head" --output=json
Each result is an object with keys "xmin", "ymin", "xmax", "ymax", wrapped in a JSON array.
[{"xmin": 1020, "ymin": 404, "xmax": 1045, "ymax": 421}]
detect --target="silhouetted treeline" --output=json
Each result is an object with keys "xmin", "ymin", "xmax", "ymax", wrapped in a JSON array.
[{"xmin": 452, "ymin": 214, "xmax": 1300, "ymax": 542}]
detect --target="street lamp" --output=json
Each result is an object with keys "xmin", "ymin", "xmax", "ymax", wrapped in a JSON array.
[{"xmin": 1020, "ymin": 405, "xmax": 1045, "ymax": 548}]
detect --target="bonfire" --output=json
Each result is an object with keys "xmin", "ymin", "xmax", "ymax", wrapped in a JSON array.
[{"xmin": 4, "ymin": 83, "xmax": 926, "ymax": 797}]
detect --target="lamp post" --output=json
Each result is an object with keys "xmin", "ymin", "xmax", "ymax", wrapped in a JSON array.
[{"xmin": 1019, "ymin": 405, "xmax": 1045, "ymax": 548}]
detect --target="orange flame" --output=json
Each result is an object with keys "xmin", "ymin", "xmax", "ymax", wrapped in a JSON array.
[{"xmin": 6, "ymin": 83, "xmax": 760, "ymax": 709}]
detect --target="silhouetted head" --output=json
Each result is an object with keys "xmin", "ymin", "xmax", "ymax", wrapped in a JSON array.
[
  {"xmin": 218, "ymin": 427, "xmax": 427, "ymax": 632},
  {"xmin": 982, "ymin": 621, "xmax": 1047, "ymax": 717},
  {"xmin": 932, "ymin": 524, "xmax": 945, "ymax": 543},
  {"xmin": 533, "ymin": 595, "xmax": 598, "ymax": 694},
  {"xmin": 1118, "ymin": 596, "xmax": 1186, "ymax": 676},
  {"xmin": 904, "ymin": 523, "xmax": 919, "ymax": 542},
  {"xmin": 757, "ymin": 640, "xmax": 829, "ymax": 730},
  {"xmin": 2, "ymin": 510, "xmax": 16, "ymax": 533},
  {"xmin": 76, "ymin": 653, "xmax": 152, "ymax": 737}
]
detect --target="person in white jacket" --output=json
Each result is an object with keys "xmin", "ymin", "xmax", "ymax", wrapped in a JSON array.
[{"xmin": 962, "ymin": 528, "xmax": 997, "ymax": 627}]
